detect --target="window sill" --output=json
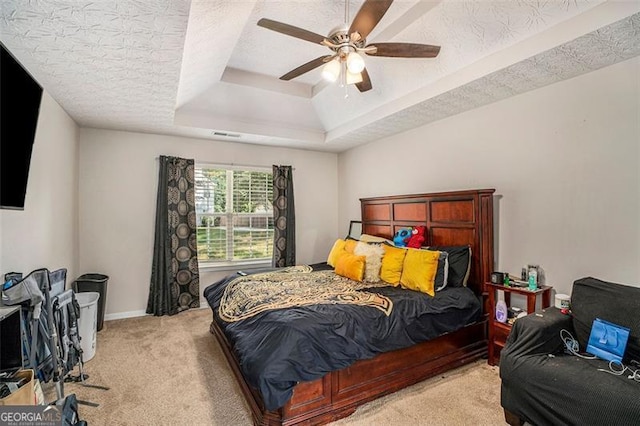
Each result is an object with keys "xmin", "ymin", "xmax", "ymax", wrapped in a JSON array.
[{"xmin": 198, "ymin": 260, "xmax": 272, "ymax": 272}]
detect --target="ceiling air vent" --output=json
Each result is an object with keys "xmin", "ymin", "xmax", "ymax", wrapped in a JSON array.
[{"xmin": 212, "ymin": 131, "xmax": 241, "ymax": 138}]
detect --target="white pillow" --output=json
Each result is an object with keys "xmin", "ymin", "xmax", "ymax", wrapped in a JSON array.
[
  {"xmin": 354, "ymin": 241, "xmax": 385, "ymax": 283},
  {"xmin": 359, "ymin": 233, "xmax": 394, "ymax": 245}
]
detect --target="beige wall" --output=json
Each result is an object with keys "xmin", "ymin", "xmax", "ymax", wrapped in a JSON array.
[
  {"xmin": 7, "ymin": 59, "xmax": 636, "ymax": 318},
  {"xmin": 0, "ymin": 92, "xmax": 79, "ymax": 282},
  {"xmin": 338, "ymin": 57, "xmax": 640, "ymax": 296},
  {"xmin": 78, "ymin": 129, "xmax": 339, "ymax": 318}
]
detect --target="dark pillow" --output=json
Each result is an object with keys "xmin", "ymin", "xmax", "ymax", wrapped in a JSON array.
[
  {"xmin": 427, "ymin": 245, "xmax": 471, "ymax": 287},
  {"xmin": 434, "ymin": 250, "xmax": 449, "ymax": 291}
]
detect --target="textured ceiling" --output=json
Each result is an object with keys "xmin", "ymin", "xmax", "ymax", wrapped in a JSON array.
[
  {"xmin": 0, "ymin": 1, "xmax": 190, "ymax": 131},
  {"xmin": 1, "ymin": 1, "xmax": 639, "ymax": 152}
]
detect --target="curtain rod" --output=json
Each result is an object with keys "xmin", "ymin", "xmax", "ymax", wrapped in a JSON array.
[{"xmin": 155, "ymin": 157, "xmax": 295, "ymax": 170}]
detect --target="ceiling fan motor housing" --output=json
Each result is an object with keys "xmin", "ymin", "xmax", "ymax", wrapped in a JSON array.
[{"xmin": 327, "ymin": 26, "xmax": 365, "ymax": 57}]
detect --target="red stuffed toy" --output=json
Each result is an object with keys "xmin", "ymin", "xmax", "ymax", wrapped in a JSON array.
[{"xmin": 405, "ymin": 226, "xmax": 426, "ymax": 248}]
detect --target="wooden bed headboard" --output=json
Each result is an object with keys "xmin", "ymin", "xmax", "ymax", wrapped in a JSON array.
[{"xmin": 360, "ymin": 188, "xmax": 495, "ymax": 298}]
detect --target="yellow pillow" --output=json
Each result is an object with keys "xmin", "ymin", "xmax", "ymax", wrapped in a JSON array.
[
  {"xmin": 335, "ymin": 253, "xmax": 366, "ymax": 282},
  {"xmin": 327, "ymin": 239, "xmax": 346, "ymax": 267},
  {"xmin": 399, "ymin": 248, "xmax": 440, "ymax": 296},
  {"xmin": 344, "ymin": 239, "xmax": 358, "ymax": 254},
  {"xmin": 380, "ymin": 244, "xmax": 407, "ymax": 285}
]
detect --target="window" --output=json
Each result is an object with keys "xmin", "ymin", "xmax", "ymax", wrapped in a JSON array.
[{"xmin": 195, "ymin": 165, "xmax": 273, "ymax": 266}]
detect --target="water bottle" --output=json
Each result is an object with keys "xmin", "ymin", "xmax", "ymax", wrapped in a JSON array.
[{"xmin": 528, "ymin": 266, "xmax": 538, "ymax": 291}]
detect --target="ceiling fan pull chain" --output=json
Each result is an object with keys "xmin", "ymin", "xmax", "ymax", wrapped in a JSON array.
[{"xmin": 342, "ymin": 60, "xmax": 349, "ymax": 98}]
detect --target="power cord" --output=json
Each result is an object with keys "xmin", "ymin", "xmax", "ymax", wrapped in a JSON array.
[
  {"xmin": 560, "ymin": 329, "xmax": 639, "ymax": 382},
  {"xmin": 598, "ymin": 360, "xmax": 640, "ymax": 382},
  {"xmin": 560, "ymin": 329, "xmax": 596, "ymax": 359}
]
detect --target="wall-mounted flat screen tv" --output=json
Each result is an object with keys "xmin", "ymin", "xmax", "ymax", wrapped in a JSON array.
[{"xmin": 1, "ymin": 42, "xmax": 43, "ymax": 210}]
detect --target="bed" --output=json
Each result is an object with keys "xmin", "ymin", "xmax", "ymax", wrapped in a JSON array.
[{"xmin": 207, "ymin": 188, "xmax": 495, "ymax": 425}]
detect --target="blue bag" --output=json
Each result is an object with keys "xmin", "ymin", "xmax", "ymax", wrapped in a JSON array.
[{"xmin": 586, "ymin": 318, "xmax": 630, "ymax": 363}]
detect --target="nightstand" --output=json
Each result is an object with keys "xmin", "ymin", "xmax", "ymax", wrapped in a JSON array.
[{"xmin": 485, "ymin": 282, "xmax": 552, "ymax": 366}]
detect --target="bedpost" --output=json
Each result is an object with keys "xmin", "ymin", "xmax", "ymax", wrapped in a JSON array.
[{"xmin": 478, "ymin": 190, "xmax": 495, "ymax": 315}]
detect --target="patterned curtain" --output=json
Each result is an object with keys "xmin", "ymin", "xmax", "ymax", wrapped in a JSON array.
[
  {"xmin": 147, "ymin": 156, "xmax": 200, "ymax": 316},
  {"xmin": 272, "ymin": 165, "xmax": 296, "ymax": 267}
]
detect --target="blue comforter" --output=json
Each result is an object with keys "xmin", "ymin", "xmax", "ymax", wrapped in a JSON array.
[{"xmin": 204, "ymin": 264, "xmax": 481, "ymax": 410}]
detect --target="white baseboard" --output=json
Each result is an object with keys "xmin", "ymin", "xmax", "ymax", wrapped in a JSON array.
[
  {"xmin": 104, "ymin": 310, "xmax": 148, "ymax": 321},
  {"xmin": 104, "ymin": 305, "xmax": 209, "ymax": 321}
]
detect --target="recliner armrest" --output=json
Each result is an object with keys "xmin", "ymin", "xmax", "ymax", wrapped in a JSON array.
[{"xmin": 501, "ymin": 307, "xmax": 573, "ymax": 361}]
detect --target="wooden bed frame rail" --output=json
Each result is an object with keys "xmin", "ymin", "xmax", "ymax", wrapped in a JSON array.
[{"xmin": 209, "ymin": 188, "xmax": 496, "ymax": 425}]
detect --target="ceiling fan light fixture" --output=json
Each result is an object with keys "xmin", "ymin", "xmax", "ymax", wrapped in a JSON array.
[
  {"xmin": 346, "ymin": 51, "xmax": 365, "ymax": 73},
  {"xmin": 321, "ymin": 59, "xmax": 341, "ymax": 82},
  {"xmin": 346, "ymin": 70, "xmax": 363, "ymax": 85}
]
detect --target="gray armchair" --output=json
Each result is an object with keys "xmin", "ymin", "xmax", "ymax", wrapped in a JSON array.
[{"xmin": 499, "ymin": 277, "xmax": 640, "ymax": 426}]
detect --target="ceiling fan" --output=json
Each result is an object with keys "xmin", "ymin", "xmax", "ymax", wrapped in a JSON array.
[{"xmin": 257, "ymin": 0, "xmax": 440, "ymax": 93}]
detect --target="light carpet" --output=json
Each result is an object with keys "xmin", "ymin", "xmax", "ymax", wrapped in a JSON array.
[{"xmin": 45, "ymin": 308, "xmax": 505, "ymax": 425}]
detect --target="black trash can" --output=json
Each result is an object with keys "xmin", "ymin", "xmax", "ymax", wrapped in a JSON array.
[{"xmin": 73, "ymin": 273, "xmax": 108, "ymax": 332}]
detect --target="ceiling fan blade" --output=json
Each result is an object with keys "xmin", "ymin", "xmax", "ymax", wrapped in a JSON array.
[
  {"xmin": 280, "ymin": 55, "xmax": 333, "ymax": 81},
  {"xmin": 366, "ymin": 43, "xmax": 441, "ymax": 58},
  {"xmin": 355, "ymin": 68, "xmax": 372, "ymax": 92},
  {"xmin": 257, "ymin": 18, "xmax": 326, "ymax": 45},
  {"xmin": 349, "ymin": 0, "xmax": 394, "ymax": 41}
]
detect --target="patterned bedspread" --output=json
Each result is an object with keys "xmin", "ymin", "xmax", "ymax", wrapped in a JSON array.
[
  {"xmin": 205, "ymin": 264, "xmax": 481, "ymax": 411},
  {"xmin": 218, "ymin": 265, "xmax": 392, "ymax": 322}
]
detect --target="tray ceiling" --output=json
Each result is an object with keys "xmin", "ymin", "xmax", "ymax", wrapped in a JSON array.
[{"xmin": 1, "ymin": 1, "xmax": 639, "ymax": 152}]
